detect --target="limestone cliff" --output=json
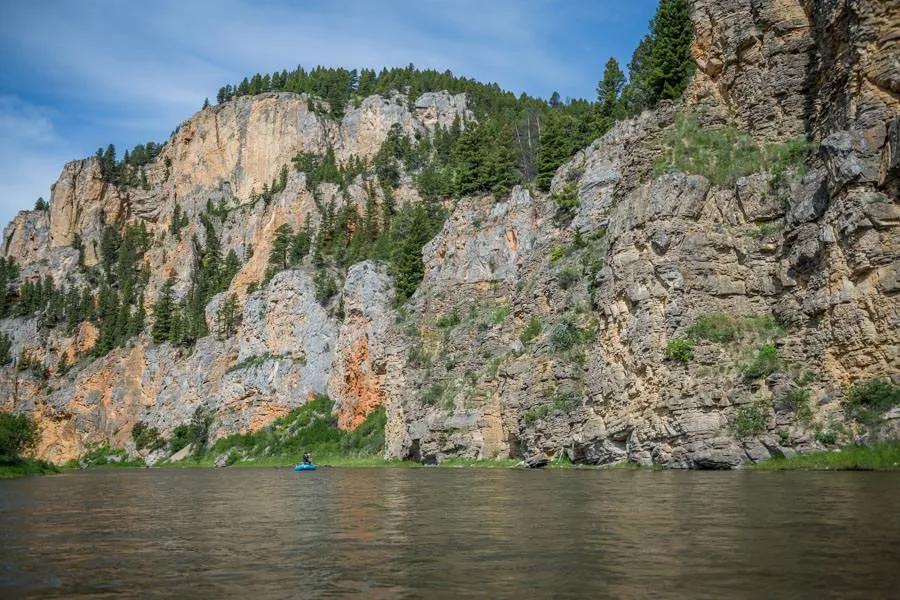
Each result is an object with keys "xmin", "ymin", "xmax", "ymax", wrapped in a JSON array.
[{"xmin": 1, "ymin": 0, "xmax": 897, "ymax": 468}]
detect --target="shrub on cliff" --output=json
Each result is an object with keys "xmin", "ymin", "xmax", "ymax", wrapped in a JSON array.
[
  {"xmin": 732, "ymin": 401, "xmax": 769, "ymax": 437},
  {"xmin": 741, "ymin": 344, "xmax": 780, "ymax": 381},
  {"xmin": 666, "ymin": 338, "xmax": 694, "ymax": 362},
  {"xmin": 520, "ymin": 317, "xmax": 543, "ymax": 345},
  {"xmin": 845, "ymin": 379, "xmax": 900, "ymax": 425}
]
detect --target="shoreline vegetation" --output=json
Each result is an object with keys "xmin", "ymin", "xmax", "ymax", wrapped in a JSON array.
[{"xmin": 4, "ymin": 443, "xmax": 899, "ymax": 479}]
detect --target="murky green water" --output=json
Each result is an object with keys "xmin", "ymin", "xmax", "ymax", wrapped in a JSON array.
[{"xmin": 1, "ymin": 468, "xmax": 898, "ymax": 598}]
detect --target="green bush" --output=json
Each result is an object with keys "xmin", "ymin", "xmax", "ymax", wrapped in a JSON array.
[
  {"xmin": 207, "ymin": 396, "xmax": 386, "ymax": 462},
  {"xmin": 436, "ymin": 312, "xmax": 461, "ymax": 329},
  {"xmin": 227, "ymin": 352, "xmax": 274, "ymax": 373},
  {"xmin": 79, "ymin": 443, "xmax": 138, "ymax": 466},
  {"xmin": 520, "ymin": 317, "xmax": 542, "ymax": 345},
  {"xmin": 549, "ymin": 246, "xmax": 568, "ymax": 262},
  {"xmin": 845, "ymin": 378, "xmax": 900, "ymax": 424},
  {"xmin": 490, "ymin": 306, "xmax": 509, "ymax": 325},
  {"xmin": 666, "ymin": 338, "xmax": 694, "ymax": 362},
  {"xmin": 557, "ymin": 267, "xmax": 580, "ymax": 290},
  {"xmin": 0, "ymin": 332, "xmax": 11, "ymax": 365},
  {"xmin": 0, "ymin": 412, "xmax": 39, "ymax": 463},
  {"xmin": 313, "ymin": 270, "xmax": 338, "ymax": 306},
  {"xmin": 741, "ymin": 344, "xmax": 780, "ymax": 380},
  {"xmin": 131, "ymin": 421, "xmax": 165, "ymax": 451},
  {"xmin": 815, "ymin": 429, "xmax": 837, "ymax": 445},
  {"xmin": 550, "ymin": 184, "xmax": 579, "ymax": 221},
  {"xmin": 732, "ymin": 401, "xmax": 768, "ymax": 437},
  {"xmin": 550, "ymin": 319, "xmax": 591, "ymax": 352},
  {"xmin": 422, "ymin": 383, "xmax": 446, "ymax": 406},
  {"xmin": 783, "ymin": 387, "xmax": 812, "ymax": 423},
  {"xmin": 339, "ymin": 407, "xmax": 386, "ymax": 454},
  {"xmin": 169, "ymin": 407, "xmax": 212, "ymax": 457}
]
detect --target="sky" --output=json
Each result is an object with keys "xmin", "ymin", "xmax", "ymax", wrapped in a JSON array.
[{"xmin": 0, "ymin": 0, "xmax": 658, "ymax": 227}]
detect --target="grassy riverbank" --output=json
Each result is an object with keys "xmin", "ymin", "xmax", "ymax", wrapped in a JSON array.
[
  {"xmin": 752, "ymin": 443, "xmax": 900, "ymax": 471},
  {"xmin": 0, "ymin": 459, "xmax": 59, "ymax": 479}
]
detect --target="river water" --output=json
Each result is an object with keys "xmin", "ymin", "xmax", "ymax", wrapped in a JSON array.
[{"xmin": 1, "ymin": 468, "xmax": 898, "ymax": 598}]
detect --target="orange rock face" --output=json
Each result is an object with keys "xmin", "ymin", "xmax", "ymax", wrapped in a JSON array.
[{"xmin": 335, "ymin": 336, "xmax": 386, "ymax": 430}]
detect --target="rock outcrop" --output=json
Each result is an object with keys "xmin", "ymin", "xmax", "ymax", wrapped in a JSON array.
[{"xmin": 1, "ymin": 1, "xmax": 897, "ymax": 468}]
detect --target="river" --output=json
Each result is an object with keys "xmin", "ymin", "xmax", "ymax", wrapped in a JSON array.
[{"xmin": 1, "ymin": 468, "xmax": 898, "ymax": 598}]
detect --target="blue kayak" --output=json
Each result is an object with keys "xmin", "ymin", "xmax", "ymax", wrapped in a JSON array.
[{"xmin": 294, "ymin": 463, "xmax": 317, "ymax": 471}]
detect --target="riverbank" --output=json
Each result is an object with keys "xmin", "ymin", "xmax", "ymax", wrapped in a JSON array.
[
  {"xmin": 7, "ymin": 443, "xmax": 900, "ymax": 479},
  {"xmin": 751, "ymin": 443, "xmax": 900, "ymax": 471},
  {"xmin": 0, "ymin": 459, "xmax": 59, "ymax": 479}
]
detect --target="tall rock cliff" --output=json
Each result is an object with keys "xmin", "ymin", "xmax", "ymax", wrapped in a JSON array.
[{"xmin": 1, "ymin": 0, "xmax": 897, "ymax": 467}]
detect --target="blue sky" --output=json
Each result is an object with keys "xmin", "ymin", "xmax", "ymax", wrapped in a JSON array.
[{"xmin": 0, "ymin": 0, "xmax": 658, "ymax": 227}]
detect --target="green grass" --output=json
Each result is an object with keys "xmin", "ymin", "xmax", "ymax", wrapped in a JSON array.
[
  {"xmin": 751, "ymin": 443, "xmax": 900, "ymax": 471},
  {"xmin": 0, "ymin": 459, "xmax": 59, "ymax": 479},
  {"xmin": 524, "ymin": 391, "xmax": 580, "ymax": 423},
  {"xmin": 437, "ymin": 457, "xmax": 521, "ymax": 468},
  {"xmin": 687, "ymin": 314, "xmax": 782, "ymax": 344},
  {"xmin": 654, "ymin": 113, "xmax": 814, "ymax": 188}
]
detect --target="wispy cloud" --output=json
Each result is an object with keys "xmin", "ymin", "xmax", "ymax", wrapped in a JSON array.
[{"xmin": 0, "ymin": 0, "xmax": 658, "ymax": 227}]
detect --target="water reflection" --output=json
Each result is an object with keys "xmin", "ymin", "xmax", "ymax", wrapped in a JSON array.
[{"xmin": 1, "ymin": 469, "xmax": 898, "ymax": 598}]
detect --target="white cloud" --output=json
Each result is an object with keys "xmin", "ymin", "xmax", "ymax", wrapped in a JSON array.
[
  {"xmin": 0, "ymin": 96, "xmax": 74, "ymax": 226},
  {"xmin": 0, "ymin": 95, "xmax": 59, "ymax": 146}
]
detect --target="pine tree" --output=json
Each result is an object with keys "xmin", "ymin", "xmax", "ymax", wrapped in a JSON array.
[
  {"xmin": 152, "ymin": 278, "xmax": 176, "ymax": 343},
  {"xmin": 267, "ymin": 224, "xmax": 294, "ymax": 279},
  {"xmin": 594, "ymin": 57, "xmax": 626, "ymax": 136},
  {"xmin": 221, "ymin": 250, "xmax": 241, "ymax": 288},
  {"xmin": 0, "ymin": 332, "xmax": 11, "ymax": 365},
  {"xmin": 129, "ymin": 293, "xmax": 146, "ymax": 337},
  {"xmin": 536, "ymin": 112, "xmax": 589, "ymax": 191},
  {"xmin": 451, "ymin": 122, "xmax": 489, "ymax": 197},
  {"xmin": 388, "ymin": 203, "xmax": 445, "ymax": 303},
  {"xmin": 621, "ymin": 34, "xmax": 657, "ymax": 115},
  {"xmin": 648, "ymin": 0, "xmax": 694, "ymax": 102},
  {"xmin": 216, "ymin": 294, "xmax": 240, "ymax": 339},
  {"xmin": 482, "ymin": 122, "xmax": 519, "ymax": 196}
]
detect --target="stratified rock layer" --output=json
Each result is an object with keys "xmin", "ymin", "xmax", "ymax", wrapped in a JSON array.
[{"xmin": 1, "ymin": 1, "xmax": 897, "ymax": 467}]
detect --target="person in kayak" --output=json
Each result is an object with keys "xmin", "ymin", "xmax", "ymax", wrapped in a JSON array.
[{"xmin": 302, "ymin": 452, "xmax": 311, "ymax": 465}]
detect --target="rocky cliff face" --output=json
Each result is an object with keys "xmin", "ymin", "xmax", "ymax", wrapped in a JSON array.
[{"xmin": 1, "ymin": 0, "xmax": 897, "ymax": 467}]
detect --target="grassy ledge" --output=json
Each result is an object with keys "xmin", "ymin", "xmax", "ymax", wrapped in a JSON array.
[{"xmin": 751, "ymin": 443, "xmax": 900, "ymax": 471}]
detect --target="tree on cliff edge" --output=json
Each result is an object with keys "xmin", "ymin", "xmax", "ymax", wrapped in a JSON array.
[{"xmin": 647, "ymin": 0, "xmax": 694, "ymax": 102}]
